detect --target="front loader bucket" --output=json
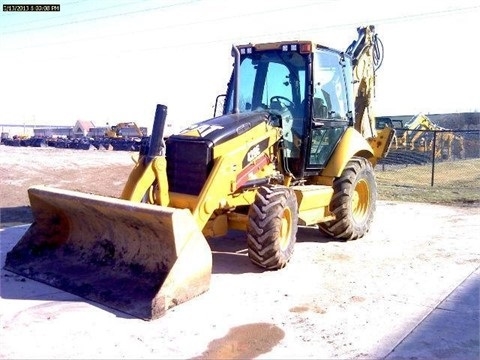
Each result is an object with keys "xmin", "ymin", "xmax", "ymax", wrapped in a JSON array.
[{"xmin": 4, "ymin": 185, "xmax": 212, "ymax": 320}]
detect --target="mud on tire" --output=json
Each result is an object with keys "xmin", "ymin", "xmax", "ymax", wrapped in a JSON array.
[
  {"xmin": 318, "ymin": 156, "xmax": 377, "ymax": 240},
  {"xmin": 247, "ymin": 186, "xmax": 298, "ymax": 270}
]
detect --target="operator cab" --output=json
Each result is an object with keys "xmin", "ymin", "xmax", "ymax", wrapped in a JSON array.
[{"xmin": 223, "ymin": 42, "xmax": 353, "ymax": 179}]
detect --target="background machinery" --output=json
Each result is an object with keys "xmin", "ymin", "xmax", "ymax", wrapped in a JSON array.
[
  {"xmin": 5, "ymin": 25, "xmax": 394, "ymax": 320},
  {"xmin": 105, "ymin": 121, "xmax": 145, "ymax": 139},
  {"xmin": 378, "ymin": 113, "xmax": 465, "ymax": 160},
  {"xmin": 397, "ymin": 113, "xmax": 464, "ymax": 159}
]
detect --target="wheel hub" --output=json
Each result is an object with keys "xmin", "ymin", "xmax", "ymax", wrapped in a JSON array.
[
  {"xmin": 279, "ymin": 208, "xmax": 292, "ymax": 251},
  {"xmin": 352, "ymin": 179, "xmax": 369, "ymax": 222}
]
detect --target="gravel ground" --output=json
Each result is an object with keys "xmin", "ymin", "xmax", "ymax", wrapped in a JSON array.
[{"xmin": 0, "ymin": 145, "xmax": 479, "ymax": 359}]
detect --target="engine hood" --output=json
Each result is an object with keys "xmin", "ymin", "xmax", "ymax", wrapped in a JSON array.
[{"xmin": 171, "ymin": 111, "xmax": 271, "ymax": 147}]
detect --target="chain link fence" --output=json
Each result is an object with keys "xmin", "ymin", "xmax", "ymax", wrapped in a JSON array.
[{"xmin": 375, "ymin": 129, "xmax": 480, "ymax": 204}]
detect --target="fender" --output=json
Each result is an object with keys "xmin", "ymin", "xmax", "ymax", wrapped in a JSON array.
[{"xmin": 322, "ymin": 127, "xmax": 374, "ymax": 178}]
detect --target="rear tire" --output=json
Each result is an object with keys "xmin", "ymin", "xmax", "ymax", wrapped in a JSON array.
[
  {"xmin": 247, "ymin": 186, "xmax": 298, "ymax": 270},
  {"xmin": 318, "ymin": 157, "xmax": 376, "ymax": 240}
]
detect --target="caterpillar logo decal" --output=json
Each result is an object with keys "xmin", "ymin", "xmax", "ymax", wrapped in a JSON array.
[
  {"xmin": 181, "ymin": 124, "xmax": 224, "ymax": 137},
  {"xmin": 242, "ymin": 138, "xmax": 270, "ymax": 167},
  {"xmin": 247, "ymin": 145, "xmax": 261, "ymax": 162}
]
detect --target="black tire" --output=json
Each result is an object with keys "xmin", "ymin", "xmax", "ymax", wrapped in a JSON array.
[
  {"xmin": 318, "ymin": 157, "xmax": 376, "ymax": 240},
  {"xmin": 247, "ymin": 186, "xmax": 298, "ymax": 270}
]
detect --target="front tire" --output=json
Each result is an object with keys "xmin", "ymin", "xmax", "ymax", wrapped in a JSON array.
[
  {"xmin": 247, "ymin": 186, "xmax": 298, "ymax": 270},
  {"xmin": 318, "ymin": 157, "xmax": 376, "ymax": 240}
]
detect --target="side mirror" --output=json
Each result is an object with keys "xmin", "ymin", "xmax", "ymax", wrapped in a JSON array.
[{"xmin": 213, "ymin": 94, "xmax": 226, "ymax": 117}]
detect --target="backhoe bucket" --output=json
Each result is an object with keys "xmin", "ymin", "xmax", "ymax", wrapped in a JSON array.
[{"xmin": 4, "ymin": 185, "xmax": 212, "ymax": 320}]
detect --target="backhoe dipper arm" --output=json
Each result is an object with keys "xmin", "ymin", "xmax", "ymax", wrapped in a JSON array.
[{"xmin": 346, "ymin": 25, "xmax": 384, "ymax": 139}]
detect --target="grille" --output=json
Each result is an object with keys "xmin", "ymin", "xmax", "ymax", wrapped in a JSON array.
[{"xmin": 166, "ymin": 138, "xmax": 213, "ymax": 196}]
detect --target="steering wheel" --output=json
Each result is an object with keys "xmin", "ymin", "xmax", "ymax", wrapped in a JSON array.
[{"xmin": 270, "ymin": 96, "xmax": 295, "ymax": 109}]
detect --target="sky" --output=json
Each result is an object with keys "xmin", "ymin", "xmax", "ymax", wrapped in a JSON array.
[{"xmin": 1, "ymin": 0, "xmax": 479, "ymax": 132}]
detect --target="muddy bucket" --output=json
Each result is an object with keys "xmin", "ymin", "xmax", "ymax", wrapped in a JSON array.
[{"xmin": 4, "ymin": 185, "xmax": 212, "ymax": 320}]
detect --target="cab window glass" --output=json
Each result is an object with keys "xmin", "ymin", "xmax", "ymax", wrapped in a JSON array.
[
  {"xmin": 237, "ymin": 57, "xmax": 255, "ymax": 111},
  {"xmin": 262, "ymin": 62, "xmax": 292, "ymax": 106},
  {"xmin": 313, "ymin": 50, "xmax": 348, "ymax": 120}
]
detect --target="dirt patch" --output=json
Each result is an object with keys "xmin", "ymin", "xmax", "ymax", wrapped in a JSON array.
[
  {"xmin": 193, "ymin": 323, "xmax": 285, "ymax": 359},
  {"xmin": 0, "ymin": 146, "xmax": 135, "ymax": 228}
]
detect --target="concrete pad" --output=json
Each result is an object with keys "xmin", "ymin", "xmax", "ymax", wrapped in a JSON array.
[
  {"xmin": 1, "ymin": 201, "xmax": 479, "ymax": 359},
  {"xmin": 385, "ymin": 268, "xmax": 480, "ymax": 360}
]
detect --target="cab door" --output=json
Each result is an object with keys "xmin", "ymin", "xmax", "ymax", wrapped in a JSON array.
[{"xmin": 306, "ymin": 49, "xmax": 352, "ymax": 171}]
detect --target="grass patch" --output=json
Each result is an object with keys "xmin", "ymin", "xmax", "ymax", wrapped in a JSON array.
[{"xmin": 375, "ymin": 158, "xmax": 480, "ymax": 206}]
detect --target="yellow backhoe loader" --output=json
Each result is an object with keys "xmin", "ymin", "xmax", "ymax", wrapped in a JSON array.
[
  {"xmin": 397, "ymin": 113, "xmax": 464, "ymax": 159},
  {"xmin": 5, "ymin": 25, "xmax": 394, "ymax": 320},
  {"xmin": 105, "ymin": 121, "xmax": 144, "ymax": 138}
]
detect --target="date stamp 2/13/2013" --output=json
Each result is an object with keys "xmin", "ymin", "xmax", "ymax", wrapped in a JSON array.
[{"xmin": 3, "ymin": 4, "xmax": 61, "ymax": 12}]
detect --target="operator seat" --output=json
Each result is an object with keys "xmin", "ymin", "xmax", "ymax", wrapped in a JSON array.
[{"xmin": 313, "ymin": 98, "xmax": 328, "ymax": 119}]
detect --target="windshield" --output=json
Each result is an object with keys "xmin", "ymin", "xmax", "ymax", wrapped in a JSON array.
[{"xmin": 225, "ymin": 50, "xmax": 307, "ymax": 120}]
